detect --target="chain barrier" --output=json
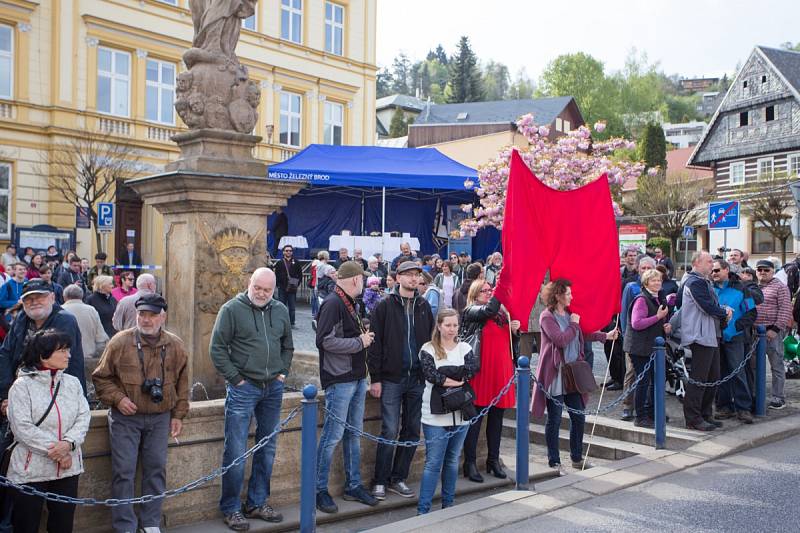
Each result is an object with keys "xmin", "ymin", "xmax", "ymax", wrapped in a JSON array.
[
  {"xmin": 530, "ymin": 351, "xmax": 657, "ymax": 416},
  {"xmin": 321, "ymin": 373, "xmax": 517, "ymax": 448},
  {"xmin": 0, "ymin": 406, "xmax": 301, "ymax": 506},
  {"xmin": 678, "ymin": 340, "xmax": 758, "ymax": 388}
]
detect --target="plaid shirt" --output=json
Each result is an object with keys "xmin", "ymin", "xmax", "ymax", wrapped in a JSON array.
[{"xmin": 755, "ymin": 277, "xmax": 792, "ymax": 330}]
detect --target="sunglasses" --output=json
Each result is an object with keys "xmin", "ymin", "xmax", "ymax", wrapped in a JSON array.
[
  {"xmin": 756, "ymin": 267, "xmax": 772, "ymax": 272},
  {"xmin": 711, "ymin": 268, "xmax": 721, "ymax": 273}
]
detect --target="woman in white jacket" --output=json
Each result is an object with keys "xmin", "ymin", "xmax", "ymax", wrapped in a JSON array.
[{"xmin": 6, "ymin": 328, "xmax": 90, "ymax": 533}]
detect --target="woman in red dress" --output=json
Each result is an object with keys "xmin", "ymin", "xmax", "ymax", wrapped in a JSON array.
[{"xmin": 459, "ymin": 279, "xmax": 520, "ymax": 483}]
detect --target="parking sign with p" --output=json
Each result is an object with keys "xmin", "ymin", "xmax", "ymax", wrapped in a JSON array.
[{"xmin": 98, "ymin": 202, "xmax": 114, "ymax": 233}]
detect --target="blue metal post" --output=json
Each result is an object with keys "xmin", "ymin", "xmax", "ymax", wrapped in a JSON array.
[
  {"xmin": 515, "ymin": 356, "xmax": 531, "ymax": 490},
  {"xmin": 300, "ymin": 384, "xmax": 318, "ymax": 533},
  {"xmin": 653, "ymin": 337, "xmax": 666, "ymax": 450},
  {"xmin": 755, "ymin": 326, "xmax": 767, "ymax": 417}
]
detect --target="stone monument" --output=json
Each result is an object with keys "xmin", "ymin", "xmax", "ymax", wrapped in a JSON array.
[{"xmin": 127, "ymin": 0, "xmax": 303, "ymax": 398}]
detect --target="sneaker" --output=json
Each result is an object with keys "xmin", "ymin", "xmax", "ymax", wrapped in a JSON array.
[
  {"xmin": 620, "ymin": 409, "xmax": 634, "ymax": 422},
  {"xmin": 737, "ymin": 410, "xmax": 754, "ymax": 424},
  {"xmin": 549, "ymin": 463, "xmax": 565, "ymax": 476},
  {"xmin": 714, "ymin": 408, "xmax": 735, "ymax": 420},
  {"xmin": 769, "ymin": 399, "xmax": 786, "ymax": 410},
  {"xmin": 343, "ymin": 485, "xmax": 379, "ymax": 507},
  {"xmin": 634, "ymin": 417, "xmax": 655, "ymax": 429},
  {"xmin": 572, "ymin": 459, "xmax": 596, "ymax": 470},
  {"xmin": 223, "ymin": 511, "xmax": 250, "ymax": 531},
  {"xmin": 388, "ymin": 481, "xmax": 415, "ymax": 498},
  {"xmin": 311, "ymin": 319, "xmax": 317, "ymax": 332},
  {"xmin": 372, "ymin": 484, "xmax": 386, "ymax": 501},
  {"xmin": 142, "ymin": 528, "xmax": 162, "ymax": 533},
  {"xmin": 243, "ymin": 503, "xmax": 283, "ymax": 523},
  {"xmin": 316, "ymin": 491, "xmax": 338, "ymax": 514}
]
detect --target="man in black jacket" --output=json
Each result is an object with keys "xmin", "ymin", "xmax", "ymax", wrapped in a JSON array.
[
  {"xmin": 274, "ymin": 245, "xmax": 303, "ymax": 327},
  {"xmin": 367, "ymin": 261, "xmax": 434, "ymax": 501},
  {"xmin": 315, "ymin": 261, "xmax": 377, "ymax": 514},
  {"xmin": 57, "ymin": 254, "xmax": 86, "ymax": 293}
]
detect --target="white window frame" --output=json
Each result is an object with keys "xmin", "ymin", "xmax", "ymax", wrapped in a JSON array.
[
  {"xmin": 281, "ymin": 0, "xmax": 303, "ymax": 44},
  {"xmin": 97, "ymin": 46, "xmax": 131, "ymax": 117},
  {"xmin": 563, "ymin": 119, "xmax": 571, "ymax": 132},
  {"xmin": 0, "ymin": 162, "xmax": 10, "ymax": 239},
  {"xmin": 242, "ymin": 12, "xmax": 256, "ymax": 31},
  {"xmin": 324, "ymin": 101, "xmax": 344, "ymax": 145},
  {"xmin": 0, "ymin": 24, "xmax": 13, "ymax": 100},
  {"xmin": 145, "ymin": 58, "xmax": 176, "ymax": 125},
  {"xmin": 788, "ymin": 152, "xmax": 800, "ymax": 177},
  {"xmin": 729, "ymin": 161, "xmax": 745, "ymax": 185},
  {"xmin": 279, "ymin": 91, "xmax": 302, "ymax": 147},
  {"xmin": 325, "ymin": 2, "xmax": 344, "ymax": 56},
  {"xmin": 757, "ymin": 157, "xmax": 774, "ymax": 180},
  {"xmin": 555, "ymin": 118, "xmax": 563, "ymax": 132}
]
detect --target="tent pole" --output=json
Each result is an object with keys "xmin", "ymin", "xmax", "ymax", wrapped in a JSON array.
[
  {"xmin": 361, "ymin": 192, "xmax": 365, "ymax": 235},
  {"xmin": 382, "ymin": 187, "xmax": 386, "ymax": 260}
]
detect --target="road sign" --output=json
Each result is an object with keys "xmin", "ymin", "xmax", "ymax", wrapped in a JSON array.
[
  {"xmin": 682, "ymin": 225, "xmax": 695, "ymax": 239},
  {"xmin": 708, "ymin": 201, "xmax": 739, "ymax": 230},
  {"xmin": 97, "ymin": 202, "xmax": 114, "ymax": 233},
  {"xmin": 76, "ymin": 206, "xmax": 91, "ymax": 229}
]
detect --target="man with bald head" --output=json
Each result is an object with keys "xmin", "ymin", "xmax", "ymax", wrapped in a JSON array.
[{"xmin": 210, "ymin": 267, "xmax": 294, "ymax": 529}]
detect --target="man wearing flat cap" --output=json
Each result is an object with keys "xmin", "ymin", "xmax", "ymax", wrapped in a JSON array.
[
  {"xmin": 93, "ymin": 293, "xmax": 189, "ymax": 533},
  {"xmin": 754, "ymin": 258, "xmax": 792, "ymax": 410}
]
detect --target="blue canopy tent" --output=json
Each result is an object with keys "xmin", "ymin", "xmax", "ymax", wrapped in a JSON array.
[{"xmin": 266, "ymin": 145, "xmax": 500, "ymax": 258}]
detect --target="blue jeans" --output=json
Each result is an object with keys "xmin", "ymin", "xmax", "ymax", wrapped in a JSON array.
[
  {"xmin": 717, "ymin": 337, "xmax": 752, "ymax": 412},
  {"xmin": 277, "ymin": 288, "xmax": 297, "ymax": 325},
  {"xmin": 373, "ymin": 375, "xmax": 424, "ymax": 486},
  {"xmin": 219, "ymin": 379, "xmax": 285, "ymax": 515},
  {"xmin": 316, "ymin": 379, "xmax": 367, "ymax": 492},
  {"xmin": 311, "ymin": 288, "xmax": 319, "ymax": 316},
  {"xmin": 545, "ymin": 393, "xmax": 585, "ymax": 466},
  {"xmin": 417, "ymin": 424, "xmax": 468, "ymax": 515}
]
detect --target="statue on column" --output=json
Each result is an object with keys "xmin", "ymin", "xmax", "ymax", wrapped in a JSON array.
[{"xmin": 175, "ymin": 0, "xmax": 260, "ymax": 134}]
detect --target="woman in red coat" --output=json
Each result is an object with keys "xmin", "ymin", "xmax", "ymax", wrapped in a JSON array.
[
  {"xmin": 459, "ymin": 279, "xmax": 520, "ymax": 483},
  {"xmin": 532, "ymin": 278, "xmax": 618, "ymax": 474}
]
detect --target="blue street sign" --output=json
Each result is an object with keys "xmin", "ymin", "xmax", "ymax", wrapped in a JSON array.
[
  {"xmin": 97, "ymin": 202, "xmax": 114, "ymax": 232},
  {"xmin": 682, "ymin": 225, "xmax": 694, "ymax": 239},
  {"xmin": 708, "ymin": 201, "xmax": 739, "ymax": 230}
]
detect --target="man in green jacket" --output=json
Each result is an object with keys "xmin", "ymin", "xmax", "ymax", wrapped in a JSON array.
[{"xmin": 210, "ymin": 267, "xmax": 294, "ymax": 531}]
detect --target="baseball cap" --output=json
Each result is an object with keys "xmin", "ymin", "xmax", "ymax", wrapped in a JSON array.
[
  {"xmin": 22, "ymin": 279, "xmax": 53, "ymax": 298},
  {"xmin": 135, "ymin": 293, "xmax": 168, "ymax": 313},
  {"xmin": 396, "ymin": 261, "xmax": 423, "ymax": 275},
  {"xmin": 755, "ymin": 259, "xmax": 775, "ymax": 270},
  {"xmin": 337, "ymin": 260, "xmax": 364, "ymax": 280}
]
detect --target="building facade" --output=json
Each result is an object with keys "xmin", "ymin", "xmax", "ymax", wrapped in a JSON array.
[
  {"xmin": 663, "ymin": 121, "xmax": 706, "ymax": 148},
  {"xmin": 0, "ymin": 0, "xmax": 377, "ymax": 266},
  {"xmin": 689, "ymin": 46, "xmax": 800, "ymax": 261}
]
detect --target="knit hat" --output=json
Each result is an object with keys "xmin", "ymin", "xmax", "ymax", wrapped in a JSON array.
[
  {"xmin": 367, "ymin": 276, "xmax": 381, "ymax": 287},
  {"xmin": 337, "ymin": 260, "xmax": 364, "ymax": 280}
]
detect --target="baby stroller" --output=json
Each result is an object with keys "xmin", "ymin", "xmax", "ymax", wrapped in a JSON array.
[
  {"xmin": 784, "ymin": 333, "xmax": 800, "ymax": 379},
  {"xmin": 664, "ymin": 333, "xmax": 691, "ymax": 401}
]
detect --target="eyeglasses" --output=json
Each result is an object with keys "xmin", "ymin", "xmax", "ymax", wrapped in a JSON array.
[
  {"xmin": 756, "ymin": 268, "xmax": 772, "ymax": 272},
  {"xmin": 480, "ymin": 289, "xmax": 493, "ymax": 294},
  {"xmin": 711, "ymin": 268, "xmax": 721, "ymax": 273}
]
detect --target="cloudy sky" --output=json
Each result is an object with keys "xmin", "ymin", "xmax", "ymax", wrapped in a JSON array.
[{"xmin": 376, "ymin": 0, "xmax": 800, "ymax": 79}]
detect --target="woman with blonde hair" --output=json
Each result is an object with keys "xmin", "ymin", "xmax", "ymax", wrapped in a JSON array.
[
  {"xmin": 417, "ymin": 308, "xmax": 477, "ymax": 514},
  {"xmin": 86, "ymin": 274, "xmax": 117, "ymax": 338},
  {"xmin": 459, "ymin": 279, "xmax": 520, "ymax": 482}
]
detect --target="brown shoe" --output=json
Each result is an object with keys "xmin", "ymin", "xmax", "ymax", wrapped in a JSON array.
[
  {"xmin": 714, "ymin": 408, "xmax": 735, "ymax": 420},
  {"xmin": 737, "ymin": 410, "xmax": 754, "ymax": 424}
]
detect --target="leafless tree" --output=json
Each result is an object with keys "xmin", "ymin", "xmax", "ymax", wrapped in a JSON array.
[
  {"xmin": 739, "ymin": 172, "xmax": 794, "ymax": 264},
  {"xmin": 41, "ymin": 130, "xmax": 143, "ymax": 252}
]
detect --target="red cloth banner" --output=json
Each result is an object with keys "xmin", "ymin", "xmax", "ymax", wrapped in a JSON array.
[{"xmin": 494, "ymin": 149, "xmax": 621, "ymax": 334}]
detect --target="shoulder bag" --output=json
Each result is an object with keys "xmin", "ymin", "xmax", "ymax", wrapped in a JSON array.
[
  {"xmin": 0, "ymin": 380, "xmax": 62, "ymax": 477},
  {"xmin": 563, "ymin": 360, "xmax": 598, "ymax": 394}
]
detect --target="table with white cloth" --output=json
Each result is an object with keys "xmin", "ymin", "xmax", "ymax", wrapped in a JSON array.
[
  {"xmin": 328, "ymin": 233, "xmax": 420, "ymax": 260},
  {"xmin": 278, "ymin": 236, "xmax": 309, "ymax": 249}
]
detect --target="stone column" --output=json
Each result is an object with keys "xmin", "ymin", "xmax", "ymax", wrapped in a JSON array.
[{"xmin": 128, "ymin": 129, "xmax": 303, "ymax": 398}]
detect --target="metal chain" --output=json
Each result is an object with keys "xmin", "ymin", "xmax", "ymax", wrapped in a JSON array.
[
  {"xmin": 530, "ymin": 351, "xmax": 657, "ymax": 416},
  {"xmin": 678, "ymin": 341, "xmax": 757, "ymax": 388},
  {"xmin": 321, "ymin": 373, "xmax": 517, "ymax": 447},
  {"xmin": 0, "ymin": 406, "xmax": 301, "ymax": 506}
]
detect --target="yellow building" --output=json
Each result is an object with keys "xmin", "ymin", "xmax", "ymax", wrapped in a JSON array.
[{"xmin": 0, "ymin": 0, "xmax": 377, "ymax": 268}]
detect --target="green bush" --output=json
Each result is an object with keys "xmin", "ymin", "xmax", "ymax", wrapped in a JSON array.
[{"xmin": 648, "ymin": 237, "xmax": 670, "ymax": 255}]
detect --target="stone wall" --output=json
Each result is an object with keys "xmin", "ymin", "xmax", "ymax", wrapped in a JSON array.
[{"xmin": 74, "ymin": 389, "xmax": 487, "ymax": 531}]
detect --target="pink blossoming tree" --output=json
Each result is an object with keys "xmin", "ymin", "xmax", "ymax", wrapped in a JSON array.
[{"xmin": 459, "ymin": 114, "xmax": 648, "ymax": 236}]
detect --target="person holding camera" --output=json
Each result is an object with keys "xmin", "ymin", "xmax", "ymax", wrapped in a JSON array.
[
  {"xmin": 274, "ymin": 245, "xmax": 303, "ymax": 328},
  {"xmin": 92, "ymin": 294, "xmax": 189, "ymax": 533},
  {"xmin": 417, "ymin": 308, "xmax": 477, "ymax": 514}
]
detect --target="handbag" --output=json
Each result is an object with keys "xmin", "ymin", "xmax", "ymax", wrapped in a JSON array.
[
  {"xmin": 562, "ymin": 360, "xmax": 598, "ymax": 394},
  {"xmin": 461, "ymin": 331, "xmax": 481, "ymax": 372},
  {"xmin": 0, "ymin": 380, "xmax": 61, "ymax": 477},
  {"xmin": 433, "ymin": 382, "xmax": 477, "ymax": 419}
]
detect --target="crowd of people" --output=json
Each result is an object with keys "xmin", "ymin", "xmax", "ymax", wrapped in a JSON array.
[{"xmin": 0, "ymin": 237, "xmax": 796, "ymax": 532}]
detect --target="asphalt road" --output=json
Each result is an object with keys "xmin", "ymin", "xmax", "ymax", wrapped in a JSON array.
[{"xmin": 495, "ymin": 435, "xmax": 800, "ymax": 532}]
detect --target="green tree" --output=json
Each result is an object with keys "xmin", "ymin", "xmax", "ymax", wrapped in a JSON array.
[
  {"xmin": 376, "ymin": 68, "xmax": 393, "ymax": 98},
  {"xmin": 447, "ymin": 36, "xmax": 484, "ymax": 103},
  {"xmin": 638, "ymin": 123, "xmax": 667, "ymax": 169},
  {"xmin": 482, "ymin": 60, "xmax": 511, "ymax": 100},
  {"xmin": 434, "ymin": 44, "xmax": 448, "ymax": 65},
  {"xmin": 391, "ymin": 53, "xmax": 412, "ymax": 95},
  {"xmin": 388, "ymin": 107, "xmax": 408, "ymax": 137}
]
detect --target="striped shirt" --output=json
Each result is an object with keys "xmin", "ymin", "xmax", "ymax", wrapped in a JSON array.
[{"xmin": 755, "ymin": 278, "xmax": 792, "ymax": 330}]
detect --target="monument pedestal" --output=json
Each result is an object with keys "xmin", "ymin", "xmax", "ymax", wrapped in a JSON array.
[{"xmin": 128, "ymin": 129, "xmax": 303, "ymax": 398}]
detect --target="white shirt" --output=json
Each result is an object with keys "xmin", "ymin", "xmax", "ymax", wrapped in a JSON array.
[
  {"xmin": 421, "ymin": 341, "xmax": 473, "ymax": 427},
  {"xmin": 441, "ymin": 274, "xmax": 455, "ymax": 308}
]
